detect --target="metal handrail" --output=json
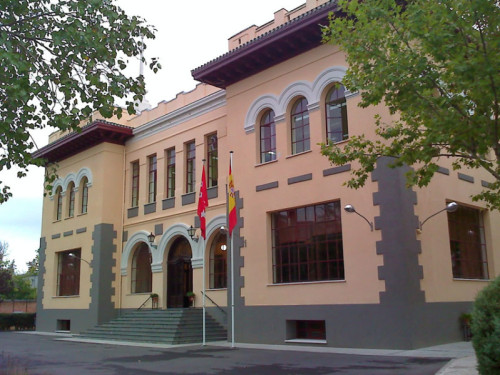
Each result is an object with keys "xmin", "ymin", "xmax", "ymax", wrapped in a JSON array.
[
  {"xmin": 200, "ymin": 291, "xmax": 227, "ymax": 316},
  {"xmin": 137, "ymin": 296, "xmax": 152, "ymax": 310}
]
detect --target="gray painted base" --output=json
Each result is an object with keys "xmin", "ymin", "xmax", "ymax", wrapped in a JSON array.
[
  {"xmin": 36, "ymin": 308, "xmax": 118, "ymax": 334},
  {"xmin": 234, "ymin": 301, "xmax": 472, "ymax": 350}
]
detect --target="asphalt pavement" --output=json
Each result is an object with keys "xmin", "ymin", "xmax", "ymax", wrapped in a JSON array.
[{"xmin": 0, "ymin": 332, "xmax": 477, "ymax": 375}]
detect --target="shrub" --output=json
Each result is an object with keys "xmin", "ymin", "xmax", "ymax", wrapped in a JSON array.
[
  {"xmin": 0, "ymin": 313, "xmax": 36, "ymax": 331},
  {"xmin": 471, "ymin": 275, "xmax": 500, "ymax": 375}
]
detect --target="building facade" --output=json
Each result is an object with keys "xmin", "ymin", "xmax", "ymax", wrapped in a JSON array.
[{"xmin": 34, "ymin": 0, "xmax": 499, "ymax": 349}]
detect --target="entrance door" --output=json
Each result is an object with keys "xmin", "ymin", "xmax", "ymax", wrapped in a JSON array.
[{"xmin": 167, "ymin": 237, "xmax": 193, "ymax": 308}]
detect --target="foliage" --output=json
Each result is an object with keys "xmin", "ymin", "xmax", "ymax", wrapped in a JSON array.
[
  {"xmin": 321, "ymin": 0, "xmax": 499, "ymax": 209},
  {"xmin": 0, "ymin": 0, "xmax": 160, "ymax": 202},
  {"xmin": 0, "ymin": 241, "xmax": 14, "ymax": 299},
  {"xmin": 9, "ymin": 275, "xmax": 36, "ymax": 300},
  {"xmin": 0, "ymin": 313, "xmax": 36, "ymax": 331},
  {"xmin": 471, "ymin": 275, "xmax": 500, "ymax": 374},
  {"xmin": 25, "ymin": 250, "xmax": 38, "ymax": 276}
]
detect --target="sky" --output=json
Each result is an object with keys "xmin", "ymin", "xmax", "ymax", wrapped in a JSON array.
[{"xmin": 0, "ymin": 0, "xmax": 306, "ymax": 272}]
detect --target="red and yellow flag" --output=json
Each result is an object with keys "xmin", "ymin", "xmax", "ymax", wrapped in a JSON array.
[
  {"xmin": 197, "ymin": 165, "xmax": 209, "ymax": 239},
  {"xmin": 228, "ymin": 156, "xmax": 237, "ymax": 236}
]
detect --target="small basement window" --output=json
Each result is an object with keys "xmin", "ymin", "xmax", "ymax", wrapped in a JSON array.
[
  {"xmin": 286, "ymin": 320, "xmax": 326, "ymax": 344},
  {"xmin": 56, "ymin": 319, "xmax": 70, "ymax": 332}
]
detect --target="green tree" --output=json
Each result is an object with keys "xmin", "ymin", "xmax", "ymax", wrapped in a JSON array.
[
  {"xmin": 9, "ymin": 274, "xmax": 37, "ymax": 300},
  {"xmin": 0, "ymin": 241, "xmax": 14, "ymax": 299},
  {"xmin": 26, "ymin": 250, "xmax": 39, "ymax": 276},
  {"xmin": 321, "ymin": 0, "xmax": 499, "ymax": 209},
  {"xmin": 0, "ymin": 0, "xmax": 160, "ymax": 202}
]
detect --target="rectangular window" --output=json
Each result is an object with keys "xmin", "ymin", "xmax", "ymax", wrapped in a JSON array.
[
  {"xmin": 166, "ymin": 148, "xmax": 176, "ymax": 198},
  {"xmin": 448, "ymin": 205, "xmax": 488, "ymax": 279},
  {"xmin": 131, "ymin": 161, "xmax": 139, "ymax": 207},
  {"xmin": 68, "ymin": 185, "xmax": 75, "ymax": 217},
  {"xmin": 56, "ymin": 189, "xmax": 63, "ymax": 221},
  {"xmin": 272, "ymin": 201, "xmax": 344, "ymax": 283},
  {"xmin": 57, "ymin": 249, "xmax": 81, "ymax": 296},
  {"xmin": 207, "ymin": 133, "xmax": 218, "ymax": 188},
  {"xmin": 186, "ymin": 141, "xmax": 196, "ymax": 193},
  {"xmin": 148, "ymin": 154, "xmax": 157, "ymax": 203},
  {"xmin": 296, "ymin": 320, "xmax": 326, "ymax": 340},
  {"xmin": 81, "ymin": 181, "xmax": 88, "ymax": 214}
]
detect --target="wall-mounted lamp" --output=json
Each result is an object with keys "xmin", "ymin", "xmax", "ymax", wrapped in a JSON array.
[
  {"xmin": 187, "ymin": 225, "xmax": 199, "ymax": 242},
  {"xmin": 147, "ymin": 232, "xmax": 157, "ymax": 249},
  {"xmin": 221, "ymin": 244, "xmax": 227, "ymax": 251},
  {"xmin": 68, "ymin": 252, "xmax": 91, "ymax": 266},
  {"xmin": 418, "ymin": 201, "xmax": 458, "ymax": 231},
  {"xmin": 344, "ymin": 204, "xmax": 374, "ymax": 232}
]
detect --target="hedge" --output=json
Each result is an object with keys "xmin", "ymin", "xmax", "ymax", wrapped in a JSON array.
[{"xmin": 0, "ymin": 313, "xmax": 36, "ymax": 330}]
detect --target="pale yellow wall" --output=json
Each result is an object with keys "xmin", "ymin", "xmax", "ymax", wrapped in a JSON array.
[
  {"xmin": 40, "ymin": 143, "xmax": 124, "ymax": 310},
  {"xmin": 224, "ymin": 44, "xmax": 390, "ymax": 306}
]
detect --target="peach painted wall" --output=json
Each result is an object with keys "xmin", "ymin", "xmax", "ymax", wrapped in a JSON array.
[
  {"xmin": 224, "ymin": 44, "xmax": 391, "ymax": 306},
  {"xmin": 40, "ymin": 143, "xmax": 124, "ymax": 310}
]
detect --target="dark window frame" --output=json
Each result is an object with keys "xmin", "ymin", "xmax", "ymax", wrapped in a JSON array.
[
  {"xmin": 448, "ymin": 205, "xmax": 489, "ymax": 280},
  {"xmin": 291, "ymin": 98, "xmax": 310, "ymax": 155},
  {"xmin": 68, "ymin": 183, "xmax": 75, "ymax": 218},
  {"xmin": 325, "ymin": 84, "xmax": 348, "ymax": 143},
  {"xmin": 166, "ymin": 148, "xmax": 176, "ymax": 198},
  {"xmin": 260, "ymin": 110, "xmax": 276, "ymax": 163},
  {"xmin": 56, "ymin": 187, "xmax": 63, "ymax": 221},
  {"xmin": 209, "ymin": 231, "xmax": 227, "ymax": 289},
  {"xmin": 131, "ymin": 244, "xmax": 152, "ymax": 294},
  {"xmin": 207, "ymin": 133, "xmax": 218, "ymax": 188},
  {"xmin": 148, "ymin": 154, "xmax": 157, "ymax": 203},
  {"xmin": 186, "ymin": 141, "xmax": 196, "ymax": 194},
  {"xmin": 57, "ymin": 249, "xmax": 80, "ymax": 296},
  {"xmin": 131, "ymin": 161, "xmax": 139, "ymax": 207},
  {"xmin": 81, "ymin": 177, "xmax": 88, "ymax": 214},
  {"xmin": 272, "ymin": 201, "xmax": 344, "ymax": 284}
]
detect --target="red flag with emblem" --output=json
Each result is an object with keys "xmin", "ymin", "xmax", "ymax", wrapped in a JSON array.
[{"xmin": 197, "ymin": 165, "xmax": 209, "ymax": 239}]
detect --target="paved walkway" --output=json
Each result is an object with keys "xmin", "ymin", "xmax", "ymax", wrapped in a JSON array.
[{"xmin": 14, "ymin": 332, "xmax": 479, "ymax": 374}]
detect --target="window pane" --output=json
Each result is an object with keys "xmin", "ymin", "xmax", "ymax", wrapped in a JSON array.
[
  {"xmin": 326, "ymin": 84, "xmax": 348, "ymax": 143},
  {"xmin": 166, "ymin": 148, "xmax": 176, "ymax": 198},
  {"xmin": 291, "ymin": 98, "xmax": 310, "ymax": 155},
  {"xmin": 448, "ymin": 205, "xmax": 488, "ymax": 279},
  {"xmin": 272, "ymin": 201, "xmax": 344, "ymax": 283},
  {"xmin": 260, "ymin": 110, "xmax": 276, "ymax": 163}
]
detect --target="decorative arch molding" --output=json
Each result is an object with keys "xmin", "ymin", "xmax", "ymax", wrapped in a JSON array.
[
  {"xmin": 244, "ymin": 94, "xmax": 280, "ymax": 134},
  {"xmin": 50, "ymin": 167, "xmax": 94, "ymax": 196},
  {"xmin": 279, "ymin": 80, "xmax": 314, "ymax": 113},
  {"xmin": 121, "ymin": 230, "xmax": 151, "ymax": 276},
  {"xmin": 76, "ymin": 167, "xmax": 93, "ymax": 188},
  {"xmin": 243, "ymin": 66, "xmax": 349, "ymax": 133},
  {"xmin": 311, "ymin": 66, "xmax": 348, "ymax": 102},
  {"xmin": 154, "ymin": 223, "xmax": 196, "ymax": 272}
]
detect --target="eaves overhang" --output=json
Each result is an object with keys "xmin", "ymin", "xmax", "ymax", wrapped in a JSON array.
[
  {"xmin": 191, "ymin": 0, "xmax": 338, "ymax": 88},
  {"xmin": 32, "ymin": 120, "xmax": 134, "ymax": 164}
]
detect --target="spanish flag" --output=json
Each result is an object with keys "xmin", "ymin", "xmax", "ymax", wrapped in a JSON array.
[{"xmin": 228, "ymin": 153, "xmax": 237, "ymax": 236}]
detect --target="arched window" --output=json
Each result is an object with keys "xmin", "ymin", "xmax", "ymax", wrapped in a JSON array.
[
  {"xmin": 209, "ymin": 231, "xmax": 227, "ymax": 289},
  {"xmin": 260, "ymin": 110, "xmax": 276, "ymax": 163},
  {"xmin": 67, "ymin": 183, "xmax": 75, "ymax": 218},
  {"xmin": 131, "ymin": 244, "xmax": 152, "ymax": 293},
  {"xmin": 80, "ymin": 177, "xmax": 89, "ymax": 214},
  {"xmin": 325, "ymin": 84, "xmax": 348, "ymax": 143},
  {"xmin": 291, "ymin": 98, "xmax": 310, "ymax": 154},
  {"xmin": 55, "ymin": 187, "xmax": 63, "ymax": 221}
]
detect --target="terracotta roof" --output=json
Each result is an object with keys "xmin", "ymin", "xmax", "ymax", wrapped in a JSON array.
[
  {"xmin": 32, "ymin": 120, "xmax": 133, "ymax": 163},
  {"xmin": 192, "ymin": 1, "xmax": 338, "ymax": 88}
]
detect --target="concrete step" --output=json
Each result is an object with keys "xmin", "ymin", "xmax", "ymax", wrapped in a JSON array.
[{"xmin": 79, "ymin": 308, "xmax": 227, "ymax": 345}]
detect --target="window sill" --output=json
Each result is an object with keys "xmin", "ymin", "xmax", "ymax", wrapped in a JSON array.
[
  {"xmin": 77, "ymin": 212, "xmax": 87, "ymax": 217},
  {"xmin": 52, "ymin": 220, "xmax": 62, "ymax": 224},
  {"xmin": 453, "ymin": 278, "xmax": 490, "ymax": 282},
  {"xmin": 65, "ymin": 216, "xmax": 74, "ymax": 220},
  {"xmin": 267, "ymin": 279, "xmax": 346, "ymax": 287},
  {"xmin": 285, "ymin": 339, "xmax": 327, "ymax": 344},
  {"xmin": 326, "ymin": 138, "xmax": 349, "ymax": 146},
  {"xmin": 53, "ymin": 295, "xmax": 80, "ymax": 298},
  {"xmin": 286, "ymin": 149, "xmax": 312, "ymax": 159},
  {"xmin": 206, "ymin": 288, "xmax": 227, "ymax": 292},
  {"xmin": 255, "ymin": 159, "xmax": 278, "ymax": 168}
]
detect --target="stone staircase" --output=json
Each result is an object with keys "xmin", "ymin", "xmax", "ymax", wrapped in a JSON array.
[{"xmin": 78, "ymin": 308, "xmax": 227, "ymax": 344}]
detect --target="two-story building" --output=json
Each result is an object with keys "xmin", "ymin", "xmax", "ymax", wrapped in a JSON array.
[{"xmin": 34, "ymin": 0, "xmax": 499, "ymax": 349}]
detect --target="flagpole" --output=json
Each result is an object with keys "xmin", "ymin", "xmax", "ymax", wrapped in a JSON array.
[
  {"xmin": 230, "ymin": 151, "xmax": 235, "ymax": 348},
  {"xmin": 202, "ymin": 159, "xmax": 206, "ymax": 346}
]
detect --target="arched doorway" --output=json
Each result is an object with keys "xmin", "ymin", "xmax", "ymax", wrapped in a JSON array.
[{"xmin": 167, "ymin": 237, "xmax": 192, "ymax": 308}]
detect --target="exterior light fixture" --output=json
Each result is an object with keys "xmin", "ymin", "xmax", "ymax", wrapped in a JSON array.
[
  {"xmin": 68, "ymin": 252, "xmax": 91, "ymax": 266},
  {"xmin": 344, "ymin": 204, "xmax": 374, "ymax": 231},
  {"xmin": 419, "ymin": 201, "xmax": 458, "ymax": 231},
  {"xmin": 187, "ymin": 225, "xmax": 199, "ymax": 242},
  {"xmin": 221, "ymin": 244, "xmax": 227, "ymax": 251},
  {"xmin": 147, "ymin": 232, "xmax": 157, "ymax": 249}
]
